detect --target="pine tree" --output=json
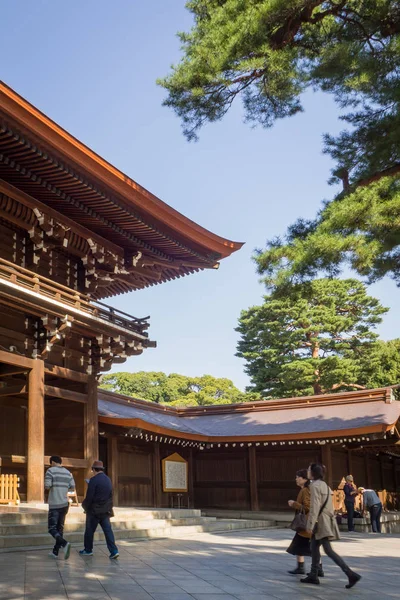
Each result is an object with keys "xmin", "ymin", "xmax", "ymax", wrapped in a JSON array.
[
  {"xmin": 159, "ymin": 1, "xmax": 400, "ymax": 180},
  {"xmin": 159, "ymin": 1, "xmax": 400, "ymax": 284},
  {"xmin": 236, "ymin": 278, "xmax": 389, "ymax": 397}
]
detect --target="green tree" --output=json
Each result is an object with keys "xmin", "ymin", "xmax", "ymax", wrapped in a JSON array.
[
  {"xmin": 100, "ymin": 371, "xmax": 256, "ymax": 406},
  {"xmin": 236, "ymin": 278, "xmax": 390, "ymax": 397},
  {"xmin": 358, "ymin": 338, "xmax": 400, "ymax": 388},
  {"xmin": 255, "ymin": 175, "xmax": 400, "ymax": 289},
  {"xmin": 159, "ymin": 1, "xmax": 400, "ymax": 181},
  {"xmin": 160, "ymin": 2, "xmax": 400, "ymax": 286}
]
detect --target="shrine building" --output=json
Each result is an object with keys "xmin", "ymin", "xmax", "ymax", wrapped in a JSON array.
[{"xmin": 0, "ymin": 82, "xmax": 399, "ymax": 513}]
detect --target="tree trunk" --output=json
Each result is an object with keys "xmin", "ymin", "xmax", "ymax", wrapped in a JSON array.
[{"xmin": 312, "ymin": 339, "xmax": 322, "ymax": 395}]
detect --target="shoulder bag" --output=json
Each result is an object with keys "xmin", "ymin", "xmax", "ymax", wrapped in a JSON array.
[{"xmin": 290, "ymin": 507, "xmax": 308, "ymax": 532}]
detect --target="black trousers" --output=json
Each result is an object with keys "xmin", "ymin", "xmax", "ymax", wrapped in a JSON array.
[
  {"xmin": 48, "ymin": 506, "xmax": 69, "ymax": 554},
  {"xmin": 311, "ymin": 535, "xmax": 352, "ymax": 577},
  {"xmin": 369, "ymin": 503, "xmax": 382, "ymax": 533},
  {"xmin": 345, "ymin": 500, "xmax": 355, "ymax": 531}
]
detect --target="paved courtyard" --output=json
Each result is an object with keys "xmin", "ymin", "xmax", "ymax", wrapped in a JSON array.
[{"xmin": 0, "ymin": 528, "xmax": 399, "ymax": 600}]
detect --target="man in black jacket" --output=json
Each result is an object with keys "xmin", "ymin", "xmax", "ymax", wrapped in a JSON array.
[{"xmin": 79, "ymin": 461, "xmax": 119, "ymax": 559}]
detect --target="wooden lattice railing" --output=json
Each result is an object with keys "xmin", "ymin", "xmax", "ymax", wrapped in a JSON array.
[
  {"xmin": 0, "ymin": 257, "xmax": 149, "ymax": 336},
  {"xmin": 0, "ymin": 474, "xmax": 20, "ymax": 505}
]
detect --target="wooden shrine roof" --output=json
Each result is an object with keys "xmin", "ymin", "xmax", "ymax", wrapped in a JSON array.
[
  {"xmin": 0, "ymin": 82, "xmax": 243, "ymax": 298},
  {"xmin": 98, "ymin": 386, "xmax": 400, "ymax": 442}
]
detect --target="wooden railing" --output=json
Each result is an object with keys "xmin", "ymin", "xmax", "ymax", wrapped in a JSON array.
[
  {"xmin": 0, "ymin": 474, "xmax": 20, "ymax": 505},
  {"xmin": 0, "ymin": 257, "xmax": 149, "ymax": 336}
]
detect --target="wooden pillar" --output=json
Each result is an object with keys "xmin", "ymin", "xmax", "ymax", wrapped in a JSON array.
[
  {"xmin": 188, "ymin": 448, "xmax": 194, "ymax": 508},
  {"xmin": 364, "ymin": 452, "xmax": 371, "ymax": 488},
  {"xmin": 84, "ymin": 376, "xmax": 98, "ymax": 479},
  {"xmin": 379, "ymin": 454, "xmax": 385, "ymax": 490},
  {"xmin": 393, "ymin": 458, "xmax": 398, "ymax": 492},
  {"xmin": 321, "ymin": 444, "xmax": 333, "ymax": 488},
  {"xmin": 347, "ymin": 449, "xmax": 353, "ymax": 476},
  {"xmin": 248, "ymin": 446, "xmax": 259, "ymax": 511},
  {"xmin": 153, "ymin": 442, "xmax": 161, "ymax": 508},
  {"xmin": 107, "ymin": 435, "xmax": 119, "ymax": 506},
  {"xmin": 27, "ymin": 359, "xmax": 45, "ymax": 502}
]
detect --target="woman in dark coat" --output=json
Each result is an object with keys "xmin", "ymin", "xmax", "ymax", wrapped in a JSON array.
[
  {"xmin": 286, "ymin": 469, "xmax": 323, "ymax": 576},
  {"xmin": 300, "ymin": 463, "xmax": 361, "ymax": 589}
]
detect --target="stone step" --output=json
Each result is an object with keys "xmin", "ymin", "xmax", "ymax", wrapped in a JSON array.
[
  {"xmin": 0, "ymin": 508, "xmax": 202, "ymax": 525},
  {"xmin": 0, "ymin": 518, "xmax": 276, "ymax": 550},
  {"xmin": 0, "ymin": 516, "xmax": 217, "ymax": 536}
]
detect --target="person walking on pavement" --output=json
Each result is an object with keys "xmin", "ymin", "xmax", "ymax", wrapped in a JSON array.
[
  {"xmin": 358, "ymin": 487, "xmax": 383, "ymax": 533},
  {"xmin": 286, "ymin": 469, "xmax": 324, "ymax": 577},
  {"xmin": 300, "ymin": 463, "xmax": 361, "ymax": 589},
  {"xmin": 45, "ymin": 455, "xmax": 75, "ymax": 559},
  {"xmin": 343, "ymin": 475, "xmax": 359, "ymax": 532},
  {"xmin": 79, "ymin": 460, "xmax": 119, "ymax": 559}
]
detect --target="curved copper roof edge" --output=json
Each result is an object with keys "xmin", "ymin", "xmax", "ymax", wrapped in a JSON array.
[
  {"xmin": 98, "ymin": 386, "xmax": 397, "ymax": 416},
  {"xmin": 98, "ymin": 416, "xmax": 392, "ymax": 443},
  {"xmin": 0, "ymin": 82, "xmax": 244, "ymax": 259}
]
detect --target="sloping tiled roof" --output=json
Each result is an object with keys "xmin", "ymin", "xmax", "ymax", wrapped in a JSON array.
[
  {"xmin": 98, "ymin": 387, "xmax": 400, "ymax": 442},
  {"xmin": 0, "ymin": 82, "xmax": 243, "ymax": 298}
]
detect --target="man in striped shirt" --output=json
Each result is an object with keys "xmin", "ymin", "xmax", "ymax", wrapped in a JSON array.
[{"xmin": 45, "ymin": 455, "xmax": 75, "ymax": 559}]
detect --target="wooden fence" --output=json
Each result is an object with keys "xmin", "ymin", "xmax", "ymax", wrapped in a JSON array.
[{"xmin": 0, "ymin": 474, "xmax": 20, "ymax": 505}]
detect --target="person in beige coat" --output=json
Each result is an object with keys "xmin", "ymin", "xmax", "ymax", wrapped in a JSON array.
[{"xmin": 300, "ymin": 463, "xmax": 361, "ymax": 589}]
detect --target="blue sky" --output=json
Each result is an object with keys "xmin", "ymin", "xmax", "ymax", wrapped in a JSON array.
[{"xmin": 2, "ymin": 1, "xmax": 399, "ymax": 390}]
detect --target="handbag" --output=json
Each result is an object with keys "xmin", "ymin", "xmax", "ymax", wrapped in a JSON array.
[
  {"xmin": 312, "ymin": 483, "xmax": 330, "ymax": 534},
  {"xmin": 290, "ymin": 507, "xmax": 308, "ymax": 532}
]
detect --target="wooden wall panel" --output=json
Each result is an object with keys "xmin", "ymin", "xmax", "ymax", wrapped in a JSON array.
[
  {"xmin": 0, "ymin": 398, "xmax": 26, "ymax": 456},
  {"xmin": 331, "ymin": 449, "xmax": 349, "ymax": 488},
  {"xmin": 369, "ymin": 456, "xmax": 382, "ymax": 490},
  {"xmin": 45, "ymin": 398, "xmax": 84, "ymax": 459},
  {"xmin": 351, "ymin": 453, "xmax": 367, "ymax": 487},
  {"xmin": 257, "ymin": 450, "xmax": 319, "ymax": 511},
  {"xmin": 117, "ymin": 442, "xmax": 153, "ymax": 507},
  {"xmin": 195, "ymin": 485, "xmax": 249, "ymax": 510},
  {"xmin": 382, "ymin": 457, "xmax": 395, "ymax": 491},
  {"xmin": 195, "ymin": 455, "xmax": 247, "ymax": 482},
  {"xmin": 193, "ymin": 451, "xmax": 250, "ymax": 510}
]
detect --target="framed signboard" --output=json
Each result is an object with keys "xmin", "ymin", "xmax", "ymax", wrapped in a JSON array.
[{"xmin": 162, "ymin": 452, "xmax": 188, "ymax": 493}]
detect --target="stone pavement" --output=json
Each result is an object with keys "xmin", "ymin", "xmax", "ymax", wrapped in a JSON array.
[{"xmin": 0, "ymin": 528, "xmax": 398, "ymax": 600}]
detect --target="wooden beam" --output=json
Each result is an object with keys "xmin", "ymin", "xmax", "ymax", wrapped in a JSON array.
[
  {"xmin": 84, "ymin": 376, "xmax": 99, "ymax": 479},
  {"xmin": 153, "ymin": 442, "xmax": 161, "ymax": 508},
  {"xmin": 0, "ymin": 455, "xmax": 27, "ymax": 465},
  {"xmin": 44, "ymin": 364, "xmax": 89, "ymax": 383},
  {"xmin": 248, "ymin": 446, "xmax": 259, "ymax": 511},
  {"xmin": 0, "ymin": 365, "xmax": 28, "ymax": 378},
  {"xmin": 0, "ymin": 350, "xmax": 35, "ymax": 369},
  {"xmin": 0, "ymin": 384, "xmax": 27, "ymax": 397},
  {"xmin": 27, "ymin": 360, "xmax": 45, "ymax": 502},
  {"xmin": 44, "ymin": 385, "xmax": 87, "ymax": 404},
  {"xmin": 0, "ymin": 179, "xmax": 123, "ymax": 256},
  {"xmin": 107, "ymin": 435, "xmax": 119, "ymax": 506},
  {"xmin": 44, "ymin": 456, "xmax": 88, "ymax": 469}
]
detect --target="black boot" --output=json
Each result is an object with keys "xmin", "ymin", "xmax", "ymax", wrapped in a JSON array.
[
  {"xmin": 307, "ymin": 564, "xmax": 324, "ymax": 578},
  {"xmin": 346, "ymin": 572, "xmax": 361, "ymax": 589},
  {"xmin": 288, "ymin": 563, "xmax": 305, "ymax": 575},
  {"xmin": 301, "ymin": 565, "xmax": 320, "ymax": 585},
  {"xmin": 300, "ymin": 574, "xmax": 320, "ymax": 585}
]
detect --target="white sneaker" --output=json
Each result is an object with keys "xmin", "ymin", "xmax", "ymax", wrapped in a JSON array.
[{"xmin": 48, "ymin": 552, "xmax": 58, "ymax": 558}]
